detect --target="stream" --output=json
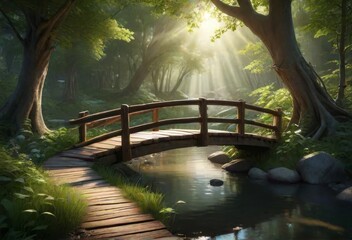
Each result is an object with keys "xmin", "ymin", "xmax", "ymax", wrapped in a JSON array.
[{"xmin": 128, "ymin": 146, "xmax": 352, "ymax": 240}]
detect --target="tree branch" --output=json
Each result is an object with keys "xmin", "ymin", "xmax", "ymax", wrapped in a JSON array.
[
  {"xmin": 0, "ymin": 8, "xmax": 24, "ymax": 45},
  {"xmin": 47, "ymin": 0, "xmax": 77, "ymax": 32},
  {"xmin": 210, "ymin": 0, "xmax": 243, "ymax": 19}
]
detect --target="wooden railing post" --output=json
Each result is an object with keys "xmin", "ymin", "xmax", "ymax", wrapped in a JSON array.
[
  {"xmin": 237, "ymin": 100, "xmax": 245, "ymax": 135},
  {"xmin": 199, "ymin": 98, "xmax": 208, "ymax": 146},
  {"xmin": 152, "ymin": 103, "xmax": 159, "ymax": 131},
  {"xmin": 273, "ymin": 108, "xmax": 283, "ymax": 139},
  {"xmin": 121, "ymin": 104, "xmax": 131, "ymax": 161},
  {"xmin": 78, "ymin": 110, "xmax": 89, "ymax": 142}
]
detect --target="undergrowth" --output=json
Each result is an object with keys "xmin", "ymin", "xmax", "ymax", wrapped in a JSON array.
[
  {"xmin": 225, "ymin": 122, "xmax": 352, "ymax": 172},
  {"xmin": 0, "ymin": 149, "xmax": 87, "ymax": 240},
  {"xmin": 92, "ymin": 164, "xmax": 170, "ymax": 222},
  {"xmin": 6, "ymin": 127, "xmax": 78, "ymax": 165}
]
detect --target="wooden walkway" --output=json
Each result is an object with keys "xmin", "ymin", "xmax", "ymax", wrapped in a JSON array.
[
  {"xmin": 57, "ymin": 129, "xmax": 277, "ymax": 164},
  {"xmin": 43, "ymin": 156, "xmax": 174, "ymax": 240},
  {"xmin": 69, "ymin": 98, "xmax": 282, "ymax": 162}
]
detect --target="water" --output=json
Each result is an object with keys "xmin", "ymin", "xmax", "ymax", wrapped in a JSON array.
[{"xmin": 128, "ymin": 147, "xmax": 352, "ymax": 239}]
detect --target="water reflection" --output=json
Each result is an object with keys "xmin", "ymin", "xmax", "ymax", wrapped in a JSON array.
[{"xmin": 128, "ymin": 147, "xmax": 352, "ymax": 239}]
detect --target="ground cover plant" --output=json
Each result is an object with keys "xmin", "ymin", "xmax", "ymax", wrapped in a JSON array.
[
  {"xmin": 93, "ymin": 164, "xmax": 170, "ymax": 222},
  {"xmin": 0, "ymin": 148, "xmax": 87, "ymax": 240}
]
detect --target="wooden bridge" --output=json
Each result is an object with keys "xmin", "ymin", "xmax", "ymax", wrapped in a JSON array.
[
  {"xmin": 44, "ymin": 98, "xmax": 282, "ymax": 239},
  {"xmin": 66, "ymin": 98, "xmax": 282, "ymax": 163}
]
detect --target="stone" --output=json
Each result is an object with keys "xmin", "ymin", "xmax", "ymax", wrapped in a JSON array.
[
  {"xmin": 208, "ymin": 151, "xmax": 231, "ymax": 164},
  {"xmin": 337, "ymin": 187, "xmax": 352, "ymax": 203},
  {"xmin": 268, "ymin": 167, "xmax": 301, "ymax": 183},
  {"xmin": 222, "ymin": 159, "xmax": 252, "ymax": 173},
  {"xmin": 297, "ymin": 152, "xmax": 348, "ymax": 184},
  {"xmin": 248, "ymin": 167, "xmax": 268, "ymax": 180},
  {"xmin": 210, "ymin": 179, "xmax": 224, "ymax": 186}
]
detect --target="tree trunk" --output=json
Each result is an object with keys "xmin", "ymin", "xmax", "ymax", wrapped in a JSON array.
[
  {"xmin": 211, "ymin": 0, "xmax": 350, "ymax": 138},
  {"xmin": 122, "ymin": 58, "xmax": 152, "ymax": 94},
  {"xmin": 63, "ymin": 63, "xmax": 77, "ymax": 102},
  {"xmin": 0, "ymin": 37, "xmax": 52, "ymax": 135},
  {"xmin": 0, "ymin": 0, "xmax": 76, "ymax": 135}
]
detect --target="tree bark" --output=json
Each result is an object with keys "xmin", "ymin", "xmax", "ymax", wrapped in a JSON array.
[
  {"xmin": 211, "ymin": 0, "xmax": 350, "ymax": 138},
  {"xmin": 0, "ymin": 0, "xmax": 76, "ymax": 135},
  {"xmin": 0, "ymin": 34, "xmax": 52, "ymax": 135}
]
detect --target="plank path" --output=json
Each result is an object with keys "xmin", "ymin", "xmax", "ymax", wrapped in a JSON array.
[{"xmin": 43, "ymin": 154, "xmax": 175, "ymax": 240}]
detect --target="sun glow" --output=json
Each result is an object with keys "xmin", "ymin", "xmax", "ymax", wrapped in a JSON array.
[{"xmin": 198, "ymin": 12, "xmax": 221, "ymax": 36}]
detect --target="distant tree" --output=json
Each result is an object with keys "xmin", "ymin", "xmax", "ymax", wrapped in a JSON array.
[
  {"xmin": 0, "ymin": 0, "xmax": 132, "ymax": 135},
  {"xmin": 121, "ymin": 17, "xmax": 185, "ymax": 94},
  {"xmin": 151, "ymin": 48, "xmax": 204, "ymax": 95},
  {"xmin": 303, "ymin": 0, "xmax": 352, "ymax": 106}
]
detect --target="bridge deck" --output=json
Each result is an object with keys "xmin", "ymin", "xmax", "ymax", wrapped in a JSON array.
[
  {"xmin": 43, "ymin": 157, "xmax": 173, "ymax": 239},
  {"xmin": 60, "ymin": 129, "xmax": 276, "ymax": 163}
]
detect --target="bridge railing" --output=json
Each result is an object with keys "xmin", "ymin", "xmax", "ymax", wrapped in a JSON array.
[{"xmin": 69, "ymin": 98, "xmax": 282, "ymax": 160}]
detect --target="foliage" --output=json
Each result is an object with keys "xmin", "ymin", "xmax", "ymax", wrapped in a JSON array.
[
  {"xmin": 93, "ymin": 164, "xmax": 170, "ymax": 221},
  {"xmin": 6, "ymin": 127, "xmax": 78, "ymax": 165},
  {"xmin": 250, "ymin": 84, "xmax": 292, "ymax": 129},
  {"xmin": 239, "ymin": 41, "xmax": 272, "ymax": 74},
  {"xmin": 226, "ymin": 122, "xmax": 352, "ymax": 172},
  {"xmin": 0, "ymin": 149, "xmax": 87, "ymax": 239}
]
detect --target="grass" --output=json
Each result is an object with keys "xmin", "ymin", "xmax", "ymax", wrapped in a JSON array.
[
  {"xmin": 0, "ymin": 148, "xmax": 87, "ymax": 240},
  {"xmin": 92, "ymin": 164, "xmax": 169, "ymax": 221}
]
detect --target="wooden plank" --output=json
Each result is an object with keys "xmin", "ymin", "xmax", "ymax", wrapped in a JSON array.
[
  {"xmin": 88, "ymin": 197, "xmax": 130, "ymax": 206},
  {"xmin": 59, "ymin": 151, "xmax": 96, "ymax": 161},
  {"xmin": 78, "ymin": 186, "xmax": 123, "ymax": 194},
  {"xmin": 82, "ymin": 214, "xmax": 154, "ymax": 229},
  {"xmin": 52, "ymin": 174, "xmax": 103, "ymax": 185},
  {"xmin": 84, "ymin": 194, "xmax": 124, "ymax": 201},
  {"xmin": 133, "ymin": 132, "xmax": 171, "ymax": 141},
  {"xmin": 89, "ymin": 220, "xmax": 166, "ymax": 238},
  {"xmin": 47, "ymin": 167, "xmax": 91, "ymax": 174},
  {"xmin": 84, "ymin": 208, "xmax": 141, "ymax": 220},
  {"xmin": 43, "ymin": 157, "xmax": 93, "ymax": 168},
  {"xmin": 117, "ymin": 229, "xmax": 173, "ymax": 240},
  {"xmin": 74, "ymin": 180, "xmax": 112, "ymax": 189},
  {"xmin": 86, "ymin": 142, "xmax": 117, "ymax": 150},
  {"xmin": 48, "ymin": 169, "xmax": 96, "ymax": 177},
  {"xmin": 87, "ymin": 202, "xmax": 138, "ymax": 212}
]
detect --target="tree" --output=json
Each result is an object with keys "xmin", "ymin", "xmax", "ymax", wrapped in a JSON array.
[
  {"xmin": 121, "ymin": 16, "xmax": 186, "ymax": 94},
  {"xmin": 304, "ymin": 0, "xmax": 352, "ymax": 106},
  {"xmin": 209, "ymin": 0, "xmax": 350, "ymax": 139},
  {"xmin": 151, "ymin": 48, "xmax": 204, "ymax": 95},
  {"xmin": 0, "ymin": 0, "xmax": 132, "ymax": 135}
]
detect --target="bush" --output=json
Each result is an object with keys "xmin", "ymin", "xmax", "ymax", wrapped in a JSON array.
[{"xmin": 7, "ymin": 127, "xmax": 78, "ymax": 165}]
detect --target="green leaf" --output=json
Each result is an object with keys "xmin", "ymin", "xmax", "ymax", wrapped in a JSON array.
[
  {"xmin": 159, "ymin": 207, "xmax": 175, "ymax": 214},
  {"xmin": 15, "ymin": 178, "xmax": 25, "ymax": 183},
  {"xmin": 33, "ymin": 225, "xmax": 48, "ymax": 231},
  {"xmin": 23, "ymin": 186, "xmax": 34, "ymax": 193},
  {"xmin": 14, "ymin": 193, "xmax": 30, "ymax": 199},
  {"xmin": 176, "ymin": 200, "xmax": 186, "ymax": 204},
  {"xmin": 45, "ymin": 195, "xmax": 55, "ymax": 201},
  {"xmin": 41, "ymin": 212, "xmax": 56, "ymax": 218},
  {"xmin": 23, "ymin": 209, "xmax": 37, "ymax": 213}
]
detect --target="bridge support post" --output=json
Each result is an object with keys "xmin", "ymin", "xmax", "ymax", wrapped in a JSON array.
[
  {"xmin": 199, "ymin": 98, "xmax": 208, "ymax": 146},
  {"xmin": 152, "ymin": 103, "xmax": 159, "ymax": 131},
  {"xmin": 274, "ymin": 108, "xmax": 283, "ymax": 139},
  {"xmin": 121, "ymin": 104, "xmax": 132, "ymax": 161},
  {"xmin": 78, "ymin": 111, "xmax": 89, "ymax": 142},
  {"xmin": 237, "ymin": 101, "xmax": 245, "ymax": 135}
]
